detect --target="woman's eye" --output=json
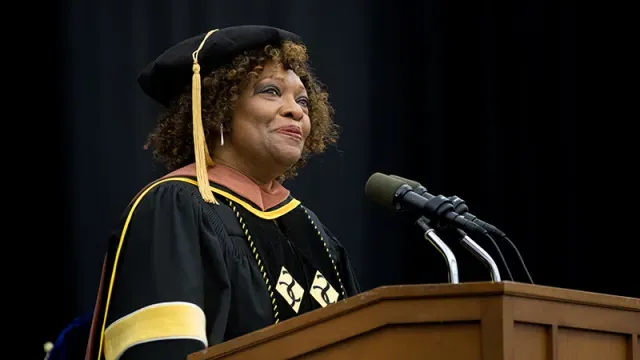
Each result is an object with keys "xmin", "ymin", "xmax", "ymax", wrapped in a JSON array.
[
  {"xmin": 261, "ymin": 86, "xmax": 280, "ymax": 96},
  {"xmin": 297, "ymin": 98, "xmax": 310, "ymax": 107}
]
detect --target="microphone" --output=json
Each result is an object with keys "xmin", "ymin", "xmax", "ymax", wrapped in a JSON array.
[
  {"xmin": 388, "ymin": 176, "xmax": 493, "ymax": 223},
  {"xmin": 365, "ymin": 172, "xmax": 488, "ymax": 236},
  {"xmin": 388, "ymin": 174, "xmax": 534, "ymax": 284},
  {"xmin": 448, "ymin": 196, "xmax": 506, "ymax": 237},
  {"xmin": 387, "ymin": 175, "xmax": 502, "ymax": 282},
  {"xmin": 389, "ymin": 175, "xmax": 512, "ymax": 238}
]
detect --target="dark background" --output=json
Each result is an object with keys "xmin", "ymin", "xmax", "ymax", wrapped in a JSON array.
[{"xmin": 27, "ymin": 0, "xmax": 624, "ymax": 357}]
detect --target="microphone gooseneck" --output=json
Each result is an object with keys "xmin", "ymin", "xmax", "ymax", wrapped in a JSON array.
[
  {"xmin": 449, "ymin": 195, "xmax": 534, "ymax": 284},
  {"xmin": 416, "ymin": 217, "xmax": 459, "ymax": 284}
]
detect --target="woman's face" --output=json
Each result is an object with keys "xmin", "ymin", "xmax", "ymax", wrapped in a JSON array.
[{"xmin": 227, "ymin": 60, "xmax": 311, "ymax": 175}]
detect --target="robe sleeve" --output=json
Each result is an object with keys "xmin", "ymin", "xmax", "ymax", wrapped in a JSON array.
[
  {"xmin": 101, "ymin": 181, "xmax": 229, "ymax": 360},
  {"xmin": 323, "ymin": 225, "xmax": 362, "ymax": 297}
]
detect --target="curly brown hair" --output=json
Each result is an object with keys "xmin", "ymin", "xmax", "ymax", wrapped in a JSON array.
[{"xmin": 144, "ymin": 40, "xmax": 338, "ymax": 180}]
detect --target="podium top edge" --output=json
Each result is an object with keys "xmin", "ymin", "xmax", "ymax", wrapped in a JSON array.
[{"xmin": 363, "ymin": 281, "xmax": 640, "ymax": 311}]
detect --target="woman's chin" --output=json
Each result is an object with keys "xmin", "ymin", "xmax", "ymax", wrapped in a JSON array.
[{"xmin": 274, "ymin": 148, "xmax": 303, "ymax": 169}]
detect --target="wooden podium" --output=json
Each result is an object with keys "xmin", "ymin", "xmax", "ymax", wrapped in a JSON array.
[{"xmin": 187, "ymin": 281, "xmax": 640, "ymax": 360}]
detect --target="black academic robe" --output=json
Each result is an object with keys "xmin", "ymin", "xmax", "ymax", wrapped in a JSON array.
[{"xmin": 87, "ymin": 176, "xmax": 361, "ymax": 360}]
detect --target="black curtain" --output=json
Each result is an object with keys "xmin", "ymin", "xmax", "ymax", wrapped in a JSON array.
[{"xmin": 38, "ymin": 0, "xmax": 608, "ymax": 356}]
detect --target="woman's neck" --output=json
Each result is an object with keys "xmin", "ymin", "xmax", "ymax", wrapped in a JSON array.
[{"xmin": 212, "ymin": 152, "xmax": 280, "ymax": 186}]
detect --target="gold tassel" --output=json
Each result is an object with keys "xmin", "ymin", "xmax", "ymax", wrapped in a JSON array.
[{"xmin": 192, "ymin": 29, "xmax": 219, "ymax": 204}]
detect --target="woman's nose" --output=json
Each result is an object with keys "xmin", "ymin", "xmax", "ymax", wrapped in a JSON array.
[{"xmin": 280, "ymin": 97, "xmax": 304, "ymax": 121}]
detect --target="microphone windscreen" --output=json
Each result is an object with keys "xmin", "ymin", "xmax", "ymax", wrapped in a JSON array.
[
  {"xmin": 365, "ymin": 172, "xmax": 406, "ymax": 209},
  {"xmin": 389, "ymin": 174, "xmax": 422, "ymax": 190}
]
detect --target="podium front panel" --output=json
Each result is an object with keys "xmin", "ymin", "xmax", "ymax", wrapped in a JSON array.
[{"xmin": 187, "ymin": 282, "xmax": 640, "ymax": 360}]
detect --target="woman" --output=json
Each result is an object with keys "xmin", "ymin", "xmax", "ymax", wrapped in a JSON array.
[{"xmin": 81, "ymin": 25, "xmax": 361, "ymax": 360}]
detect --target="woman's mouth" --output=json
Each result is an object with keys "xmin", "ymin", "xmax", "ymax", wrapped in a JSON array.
[{"xmin": 277, "ymin": 126, "xmax": 303, "ymax": 140}]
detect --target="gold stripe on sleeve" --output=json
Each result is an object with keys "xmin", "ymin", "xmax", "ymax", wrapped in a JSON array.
[{"xmin": 104, "ymin": 301, "xmax": 207, "ymax": 360}]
